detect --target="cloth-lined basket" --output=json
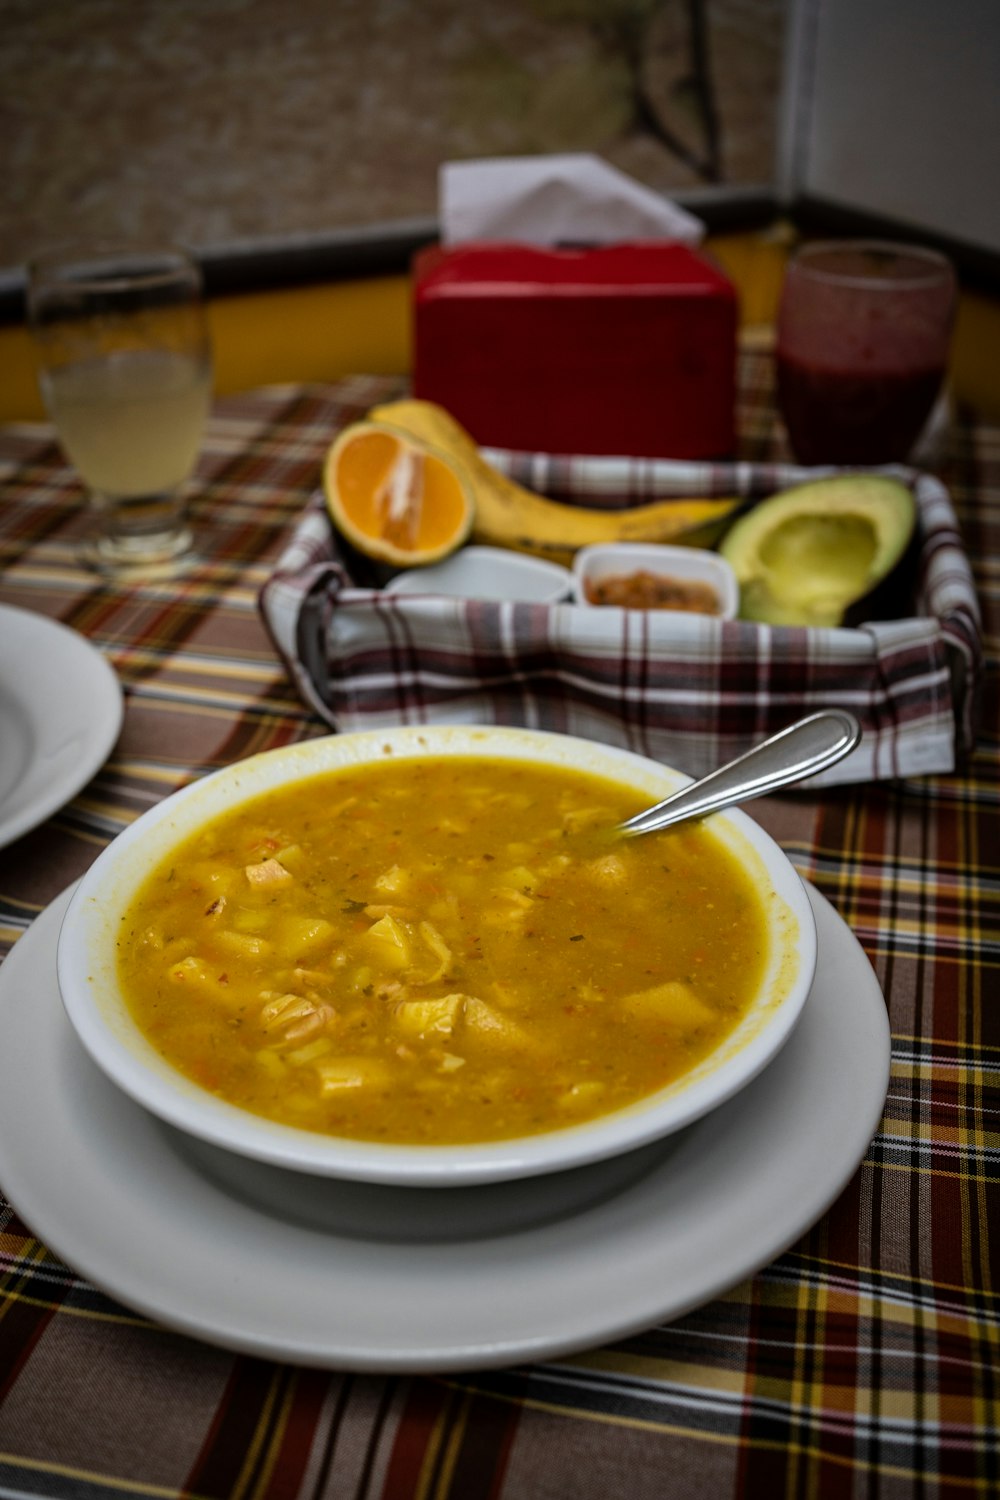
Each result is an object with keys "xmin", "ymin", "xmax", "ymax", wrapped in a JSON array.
[{"xmin": 259, "ymin": 451, "xmax": 981, "ymax": 787}]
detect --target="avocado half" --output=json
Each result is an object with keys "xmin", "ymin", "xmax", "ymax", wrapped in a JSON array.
[{"xmin": 719, "ymin": 475, "xmax": 917, "ymax": 627}]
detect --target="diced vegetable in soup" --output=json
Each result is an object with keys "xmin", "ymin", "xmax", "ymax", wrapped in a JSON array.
[{"xmin": 116, "ymin": 756, "xmax": 771, "ymax": 1144}]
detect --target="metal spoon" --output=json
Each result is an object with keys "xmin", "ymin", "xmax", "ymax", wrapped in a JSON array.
[{"xmin": 618, "ymin": 709, "xmax": 861, "ymax": 838}]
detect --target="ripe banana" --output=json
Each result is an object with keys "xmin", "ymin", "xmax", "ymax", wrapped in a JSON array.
[{"xmin": 368, "ymin": 399, "xmax": 743, "ymax": 569}]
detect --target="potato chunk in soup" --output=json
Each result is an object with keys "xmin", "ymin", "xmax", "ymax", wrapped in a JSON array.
[{"xmin": 116, "ymin": 756, "xmax": 770, "ymax": 1145}]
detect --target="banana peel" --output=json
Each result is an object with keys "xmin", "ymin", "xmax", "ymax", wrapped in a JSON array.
[{"xmin": 366, "ymin": 399, "xmax": 744, "ymax": 569}]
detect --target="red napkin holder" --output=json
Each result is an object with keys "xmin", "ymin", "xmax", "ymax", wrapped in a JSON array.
[{"xmin": 412, "ymin": 241, "xmax": 738, "ymax": 459}]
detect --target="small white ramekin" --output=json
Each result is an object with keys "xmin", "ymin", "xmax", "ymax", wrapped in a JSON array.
[
  {"xmin": 572, "ymin": 543, "xmax": 739, "ymax": 619},
  {"xmin": 384, "ymin": 546, "xmax": 572, "ymax": 603}
]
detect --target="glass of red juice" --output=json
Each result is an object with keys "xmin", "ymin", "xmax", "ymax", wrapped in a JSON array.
[{"xmin": 776, "ymin": 240, "xmax": 956, "ymax": 465}]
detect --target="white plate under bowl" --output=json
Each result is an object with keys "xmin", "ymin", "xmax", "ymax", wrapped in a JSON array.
[
  {"xmin": 57, "ymin": 725, "xmax": 816, "ymax": 1189},
  {"xmin": 0, "ymin": 882, "xmax": 889, "ymax": 1371},
  {"xmin": 572, "ymin": 542, "xmax": 739, "ymax": 618},
  {"xmin": 383, "ymin": 546, "xmax": 572, "ymax": 603},
  {"xmin": 0, "ymin": 604, "xmax": 123, "ymax": 849}
]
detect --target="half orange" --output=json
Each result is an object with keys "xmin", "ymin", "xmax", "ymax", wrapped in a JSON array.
[{"xmin": 323, "ymin": 422, "xmax": 474, "ymax": 567}]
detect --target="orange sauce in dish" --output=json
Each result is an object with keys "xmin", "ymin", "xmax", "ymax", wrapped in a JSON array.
[{"xmin": 585, "ymin": 570, "xmax": 721, "ymax": 612}]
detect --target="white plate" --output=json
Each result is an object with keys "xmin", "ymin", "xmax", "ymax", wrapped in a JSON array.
[
  {"xmin": 0, "ymin": 882, "xmax": 889, "ymax": 1372},
  {"xmin": 0, "ymin": 605, "xmax": 123, "ymax": 848}
]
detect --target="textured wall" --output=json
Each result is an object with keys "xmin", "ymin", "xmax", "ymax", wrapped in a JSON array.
[{"xmin": 2, "ymin": 0, "xmax": 787, "ymax": 271}]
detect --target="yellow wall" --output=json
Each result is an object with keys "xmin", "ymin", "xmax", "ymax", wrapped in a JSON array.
[
  {"xmin": 2, "ymin": 233, "xmax": 998, "ymax": 424},
  {"xmin": 0, "ymin": 273, "xmax": 413, "ymax": 423},
  {"xmin": 210, "ymin": 273, "xmax": 413, "ymax": 397}
]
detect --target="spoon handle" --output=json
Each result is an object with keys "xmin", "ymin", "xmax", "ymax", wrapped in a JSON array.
[{"xmin": 619, "ymin": 710, "xmax": 862, "ymax": 837}]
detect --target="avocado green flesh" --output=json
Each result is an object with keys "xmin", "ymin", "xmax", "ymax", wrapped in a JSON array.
[
  {"xmin": 721, "ymin": 476, "xmax": 916, "ymax": 627},
  {"xmin": 751, "ymin": 514, "xmax": 879, "ymax": 624},
  {"xmin": 739, "ymin": 581, "xmax": 859, "ymax": 628}
]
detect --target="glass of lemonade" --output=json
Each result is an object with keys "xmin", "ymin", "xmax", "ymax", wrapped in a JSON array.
[{"xmin": 27, "ymin": 243, "xmax": 213, "ymax": 572}]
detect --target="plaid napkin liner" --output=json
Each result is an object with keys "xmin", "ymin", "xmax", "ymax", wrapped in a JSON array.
[{"xmin": 259, "ymin": 452, "xmax": 982, "ymax": 786}]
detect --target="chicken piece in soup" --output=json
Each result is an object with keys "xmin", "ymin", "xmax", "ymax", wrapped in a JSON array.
[{"xmin": 116, "ymin": 755, "xmax": 771, "ymax": 1145}]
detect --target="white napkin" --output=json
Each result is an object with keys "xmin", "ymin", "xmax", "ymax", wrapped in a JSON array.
[{"xmin": 440, "ymin": 153, "xmax": 705, "ymax": 247}]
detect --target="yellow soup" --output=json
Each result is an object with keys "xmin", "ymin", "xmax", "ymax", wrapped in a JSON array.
[{"xmin": 116, "ymin": 756, "xmax": 771, "ymax": 1145}]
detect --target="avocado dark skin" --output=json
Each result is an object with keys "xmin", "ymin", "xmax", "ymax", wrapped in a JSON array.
[{"xmin": 842, "ymin": 524, "xmax": 921, "ymax": 626}]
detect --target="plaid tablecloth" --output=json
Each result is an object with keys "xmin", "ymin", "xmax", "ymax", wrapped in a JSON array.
[{"xmin": 1, "ymin": 353, "xmax": 997, "ymax": 1496}]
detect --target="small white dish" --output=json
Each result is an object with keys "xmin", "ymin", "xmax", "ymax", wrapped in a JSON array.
[
  {"xmin": 0, "ymin": 882, "xmax": 889, "ymax": 1369},
  {"xmin": 383, "ymin": 546, "xmax": 572, "ymax": 603},
  {"xmin": 572, "ymin": 543, "xmax": 739, "ymax": 618},
  {"xmin": 57, "ymin": 724, "xmax": 815, "ymax": 1189},
  {"xmin": 0, "ymin": 605, "xmax": 123, "ymax": 849}
]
